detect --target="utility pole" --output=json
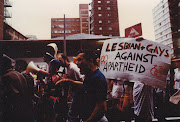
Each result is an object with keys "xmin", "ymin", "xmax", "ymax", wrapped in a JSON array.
[{"xmin": 64, "ymin": 14, "xmax": 66, "ymax": 55}]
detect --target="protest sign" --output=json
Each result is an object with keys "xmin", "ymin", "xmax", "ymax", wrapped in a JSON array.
[{"xmin": 99, "ymin": 38, "xmax": 171, "ymax": 89}]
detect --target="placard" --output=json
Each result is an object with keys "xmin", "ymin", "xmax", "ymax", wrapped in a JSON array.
[{"xmin": 100, "ymin": 38, "xmax": 171, "ymax": 89}]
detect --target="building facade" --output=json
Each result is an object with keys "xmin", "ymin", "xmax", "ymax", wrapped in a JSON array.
[
  {"xmin": 0, "ymin": 0, "xmax": 4, "ymax": 40},
  {"xmin": 79, "ymin": 4, "xmax": 89, "ymax": 34},
  {"xmin": 51, "ymin": 4, "xmax": 89, "ymax": 39},
  {"xmin": 89, "ymin": 0, "xmax": 120, "ymax": 36},
  {"xmin": 152, "ymin": 0, "xmax": 180, "ymax": 58},
  {"xmin": 51, "ymin": 18, "xmax": 80, "ymax": 38},
  {"xmin": 3, "ymin": 22, "xmax": 28, "ymax": 40}
]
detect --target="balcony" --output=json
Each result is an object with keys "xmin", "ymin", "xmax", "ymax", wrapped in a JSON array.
[
  {"xmin": 4, "ymin": 0, "xmax": 12, "ymax": 7},
  {"xmin": 4, "ymin": 8, "xmax": 11, "ymax": 18}
]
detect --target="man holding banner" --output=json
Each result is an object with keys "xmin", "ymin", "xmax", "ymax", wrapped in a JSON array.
[{"xmin": 100, "ymin": 37, "xmax": 171, "ymax": 121}]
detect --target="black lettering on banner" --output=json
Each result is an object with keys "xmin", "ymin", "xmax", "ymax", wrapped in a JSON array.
[
  {"xmin": 123, "ymin": 62, "xmax": 128, "ymax": 72},
  {"xmin": 124, "ymin": 43, "xmax": 130, "ymax": 49},
  {"xmin": 127, "ymin": 52, "xmax": 133, "ymax": 60},
  {"xmin": 159, "ymin": 47, "xmax": 165, "ymax": 56},
  {"xmin": 143, "ymin": 54, "xmax": 157, "ymax": 64},
  {"xmin": 115, "ymin": 52, "xmax": 121, "ymax": 60},
  {"xmin": 114, "ymin": 52, "xmax": 157, "ymax": 64},
  {"xmin": 136, "ymin": 53, "xmax": 143, "ymax": 62},
  {"xmin": 111, "ymin": 43, "xmax": 117, "ymax": 51},
  {"xmin": 164, "ymin": 50, "xmax": 169, "ymax": 57},
  {"xmin": 119, "ymin": 62, "xmax": 124, "ymax": 71},
  {"xmin": 128, "ymin": 63, "xmax": 135, "ymax": 71},
  {"xmin": 102, "ymin": 61, "xmax": 145, "ymax": 74},
  {"xmin": 139, "ymin": 64, "xmax": 145, "ymax": 73},
  {"xmin": 121, "ymin": 52, "xmax": 127, "ymax": 60},
  {"xmin": 118, "ymin": 43, "xmax": 124, "ymax": 50},
  {"xmin": 106, "ymin": 43, "xmax": 110, "ymax": 52}
]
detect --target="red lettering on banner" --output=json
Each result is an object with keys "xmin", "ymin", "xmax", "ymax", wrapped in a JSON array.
[
  {"xmin": 150, "ymin": 65, "xmax": 163, "ymax": 78},
  {"xmin": 101, "ymin": 55, "xmax": 108, "ymax": 65}
]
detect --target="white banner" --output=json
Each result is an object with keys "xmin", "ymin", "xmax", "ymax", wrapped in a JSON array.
[{"xmin": 99, "ymin": 38, "xmax": 171, "ymax": 89}]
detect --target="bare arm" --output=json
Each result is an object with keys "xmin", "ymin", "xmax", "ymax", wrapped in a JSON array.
[
  {"xmin": 107, "ymin": 80, "xmax": 113, "ymax": 93},
  {"xmin": 117, "ymin": 86, "xmax": 133, "ymax": 112},
  {"xmin": 86, "ymin": 100, "xmax": 107, "ymax": 122},
  {"xmin": 55, "ymin": 78, "xmax": 83, "ymax": 85}
]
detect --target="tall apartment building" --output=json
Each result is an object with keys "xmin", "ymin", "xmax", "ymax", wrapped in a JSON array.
[
  {"xmin": 51, "ymin": 4, "xmax": 89, "ymax": 39},
  {"xmin": 152, "ymin": 0, "xmax": 180, "ymax": 58},
  {"xmin": 79, "ymin": 4, "xmax": 89, "ymax": 34},
  {"xmin": 89, "ymin": 0, "xmax": 120, "ymax": 36},
  {"xmin": 51, "ymin": 18, "xmax": 80, "ymax": 38}
]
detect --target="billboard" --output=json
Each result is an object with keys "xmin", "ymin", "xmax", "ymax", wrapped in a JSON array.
[
  {"xmin": 125, "ymin": 23, "xmax": 142, "ymax": 38},
  {"xmin": 99, "ymin": 38, "xmax": 171, "ymax": 89}
]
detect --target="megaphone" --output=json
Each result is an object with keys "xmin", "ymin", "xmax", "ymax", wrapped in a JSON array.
[{"xmin": 26, "ymin": 61, "xmax": 50, "ymax": 75}]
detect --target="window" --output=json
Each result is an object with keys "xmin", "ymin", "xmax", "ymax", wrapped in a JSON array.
[
  {"xmin": 66, "ymin": 30, "xmax": 71, "ymax": 33},
  {"xmin": 98, "ymin": 14, "xmax": 102, "ymax": 16},
  {"xmin": 66, "ymin": 25, "xmax": 71, "ymax": 28},
  {"xmin": 107, "ymin": 1, "xmax": 110, "ymax": 3},
  {"xmin": 109, "ymin": 27, "xmax": 112, "ymax": 30},
  {"xmin": 107, "ymin": 14, "xmax": 111, "ymax": 16},
  {"xmin": 107, "ymin": 7, "xmax": 110, "ymax": 10},
  {"xmin": 98, "ymin": 7, "xmax": 101, "ymax": 10},
  {"xmin": 58, "ymin": 25, "xmax": 64, "ymax": 28},
  {"xmin": 98, "ymin": 1, "xmax": 101, "ymax": 3},
  {"xmin": 108, "ymin": 20, "xmax": 111, "ymax": 23},
  {"xmin": 99, "ymin": 20, "xmax": 102, "ymax": 23},
  {"xmin": 99, "ymin": 27, "xmax": 102, "ymax": 30}
]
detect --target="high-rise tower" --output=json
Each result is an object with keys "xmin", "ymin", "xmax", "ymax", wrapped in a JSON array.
[
  {"xmin": 89, "ymin": 0, "xmax": 120, "ymax": 36},
  {"xmin": 152, "ymin": 0, "xmax": 180, "ymax": 58}
]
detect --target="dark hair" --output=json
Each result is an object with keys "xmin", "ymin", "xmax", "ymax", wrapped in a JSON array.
[
  {"xmin": 0, "ymin": 55, "xmax": 12, "ymax": 75},
  {"xmin": 78, "ymin": 49, "xmax": 98, "ymax": 66},
  {"xmin": 15, "ymin": 60, "xmax": 28, "ymax": 71},
  {"xmin": 45, "ymin": 46, "xmax": 55, "ymax": 57},
  {"xmin": 58, "ymin": 53, "xmax": 69, "ymax": 62},
  {"xmin": 50, "ymin": 59, "xmax": 61, "ymax": 69}
]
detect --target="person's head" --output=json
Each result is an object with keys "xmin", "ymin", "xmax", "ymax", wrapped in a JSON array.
[
  {"xmin": 57, "ymin": 53, "xmax": 69, "ymax": 67},
  {"xmin": 76, "ymin": 49, "xmax": 98, "ymax": 75},
  {"xmin": 14, "ymin": 60, "xmax": 28, "ymax": 73},
  {"xmin": 0, "ymin": 55, "xmax": 13, "ymax": 76},
  {"xmin": 49, "ymin": 59, "xmax": 61, "ymax": 75},
  {"xmin": 175, "ymin": 61, "xmax": 180, "ymax": 68}
]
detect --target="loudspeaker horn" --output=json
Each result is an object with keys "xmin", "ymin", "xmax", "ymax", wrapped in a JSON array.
[{"xmin": 26, "ymin": 61, "xmax": 49, "ymax": 75}]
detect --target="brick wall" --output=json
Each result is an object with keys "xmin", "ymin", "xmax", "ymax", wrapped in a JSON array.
[{"xmin": 0, "ymin": 0, "xmax": 4, "ymax": 40}]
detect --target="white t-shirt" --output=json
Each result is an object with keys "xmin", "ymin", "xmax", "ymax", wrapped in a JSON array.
[
  {"xmin": 111, "ymin": 81, "xmax": 124, "ymax": 99},
  {"xmin": 67, "ymin": 62, "xmax": 83, "ymax": 81},
  {"xmin": 133, "ymin": 81, "xmax": 154, "ymax": 120},
  {"xmin": 174, "ymin": 68, "xmax": 180, "ymax": 90}
]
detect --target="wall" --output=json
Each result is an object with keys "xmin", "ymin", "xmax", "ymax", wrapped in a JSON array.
[{"xmin": 0, "ymin": 0, "xmax": 4, "ymax": 40}]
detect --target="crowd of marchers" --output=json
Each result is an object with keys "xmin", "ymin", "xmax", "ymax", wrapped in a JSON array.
[{"xmin": 0, "ymin": 43, "xmax": 180, "ymax": 122}]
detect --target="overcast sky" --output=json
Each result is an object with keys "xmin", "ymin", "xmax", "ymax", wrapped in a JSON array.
[{"xmin": 8, "ymin": 0, "xmax": 161, "ymax": 40}]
